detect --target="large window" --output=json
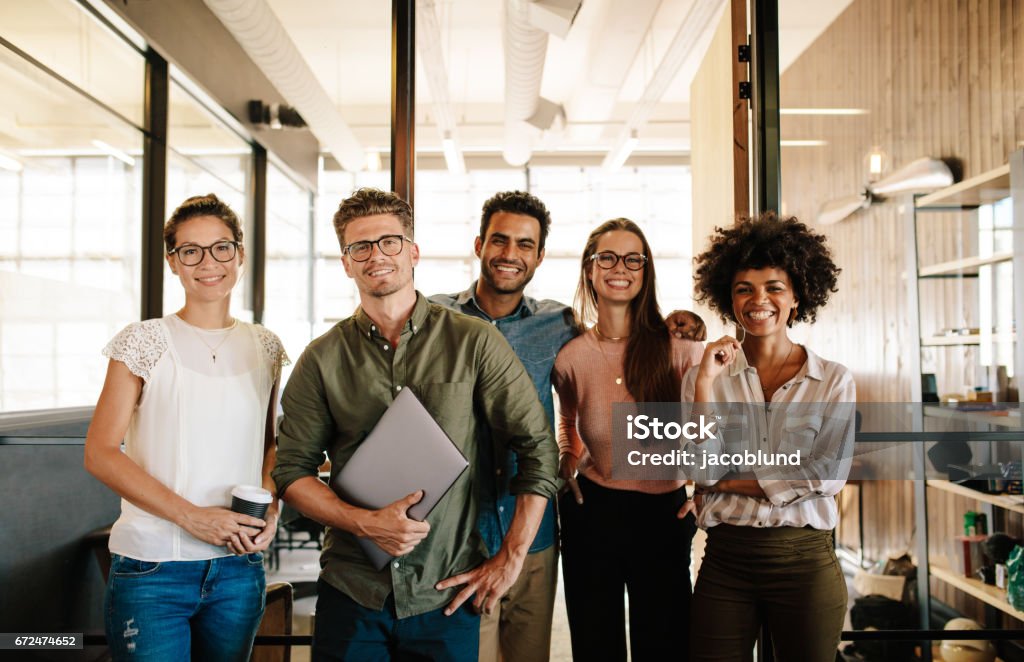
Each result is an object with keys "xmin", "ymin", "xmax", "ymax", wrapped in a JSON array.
[
  {"xmin": 313, "ymin": 168, "xmax": 389, "ymax": 337},
  {"xmin": 311, "ymin": 164, "xmax": 693, "ymax": 337},
  {"xmin": 0, "ymin": 4, "xmax": 144, "ymax": 411},
  {"xmin": 264, "ymin": 162, "xmax": 314, "ymax": 367}
]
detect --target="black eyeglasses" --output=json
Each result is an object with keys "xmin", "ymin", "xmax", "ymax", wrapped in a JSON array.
[
  {"xmin": 590, "ymin": 251, "xmax": 647, "ymax": 271},
  {"xmin": 168, "ymin": 240, "xmax": 240, "ymax": 266},
  {"xmin": 343, "ymin": 234, "xmax": 412, "ymax": 262}
]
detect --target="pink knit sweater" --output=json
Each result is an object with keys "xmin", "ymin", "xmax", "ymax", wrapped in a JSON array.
[{"xmin": 553, "ymin": 329, "xmax": 704, "ymax": 494}]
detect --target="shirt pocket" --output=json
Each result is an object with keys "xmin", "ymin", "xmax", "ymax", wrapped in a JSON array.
[
  {"xmin": 782, "ymin": 414, "xmax": 824, "ymax": 454},
  {"xmin": 408, "ymin": 382, "xmax": 475, "ymax": 452}
]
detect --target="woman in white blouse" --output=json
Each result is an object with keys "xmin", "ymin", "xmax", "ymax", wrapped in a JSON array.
[
  {"xmin": 684, "ymin": 213, "xmax": 855, "ymax": 662},
  {"xmin": 85, "ymin": 194, "xmax": 286, "ymax": 661}
]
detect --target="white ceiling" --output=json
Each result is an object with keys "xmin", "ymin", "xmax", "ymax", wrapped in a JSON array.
[
  {"xmin": 0, "ymin": 0, "xmax": 854, "ymax": 168},
  {"xmin": 264, "ymin": 0, "xmax": 855, "ymax": 163}
]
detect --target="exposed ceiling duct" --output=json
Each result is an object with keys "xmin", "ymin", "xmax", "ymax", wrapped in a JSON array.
[
  {"xmin": 416, "ymin": 0, "xmax": 465, "ymax": 175},
  {"xmin": 503, "ymin": 0, "xmax": 580, "ymax": 166},
  {"xmin": 202, "ymin": 0, "xmax": 365, "ymax": 172},
  {"xmin": 601, "ymin": 0, "xmax": 724, "ymax": 171}
]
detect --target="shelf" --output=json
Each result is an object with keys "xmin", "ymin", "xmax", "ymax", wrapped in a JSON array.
[
  {"xmin": 924, "ymin": 405, "xmax": 1022, "ymax": 428},
  {"xmin": 930, "ymin": 565, "xmax": 1024, "ymax": 620},
  {"xmin": 921, "ymin": 333, "xmax": 1016, "ymax": 346},
  {"xmin": 916, "ymin": 164, "xmax": 1011, "ymax": 209},
  {"xmin": 926, "ymin": 480, "xmax": 1024, "ymax": 514},
  {"xmin": 919, "ymin": 252, "xmax": 1013, "ymax": 277}
]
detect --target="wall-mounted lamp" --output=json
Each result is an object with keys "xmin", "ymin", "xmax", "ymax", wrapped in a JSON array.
[{"xmin": 865, "ymin": 146, "xmax": 888, "ymax": 182}]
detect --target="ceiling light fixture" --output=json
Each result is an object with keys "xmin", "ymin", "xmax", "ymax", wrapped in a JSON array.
[
  {"xmin": 779, "ymin": 108, "xmax": 868, "ymax": 116},
  {"xmin": 91, "ymin": 140, "xmax": 136, "ymax": 167},
  {"xmin": 417, "ymin": 0, "xmax": 466, "ymax": 175},
  {"xmin": 0, "ymin": 152, "xmax": 23, "ymax": 172},
  {"xmin": 604, "ymin": 130, "xmax": 639, "ymax": 171},
  {"xmin": 442, "ymin": 133, "xmax": 465, "ymax": 176},
  {"xmin": 780, "ymin": 140, "xmax": 828, "ymax": 147},
  {"xmin": 365, "ymin": 150, "xmax": 382, "ymax": 172}
]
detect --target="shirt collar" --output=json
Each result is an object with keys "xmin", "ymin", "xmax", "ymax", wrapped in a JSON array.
[
  {"xmin": 730, "ymin": 344, "xmax": 823, "ymax": 382},
  {"xmin": 353, "ymin": 291, "xmax": 431, "ymax": 338},
  {"xmin": 455, "ymin": 280, "xmax": 533, "ymax": 321}
]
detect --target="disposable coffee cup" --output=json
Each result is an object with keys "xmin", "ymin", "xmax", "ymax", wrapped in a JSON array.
[{"xmin": 231, "ymin": 485, "xmax": 273, "ymax": 520}]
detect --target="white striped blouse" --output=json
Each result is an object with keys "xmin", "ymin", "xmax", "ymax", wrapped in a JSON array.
[{"xmin": 681, "ymin": 346, "xmax": 856, "ymax": 531}]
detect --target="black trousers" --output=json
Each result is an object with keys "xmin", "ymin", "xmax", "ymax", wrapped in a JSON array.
[{"xmin": 559, "ymin": 475, "xmax": 697, "ymax": 662}]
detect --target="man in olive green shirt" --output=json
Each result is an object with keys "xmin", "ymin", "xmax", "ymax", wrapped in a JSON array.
[{"xmin": 272, "ymin": 187, "xmax": 558, "ymax": 661}]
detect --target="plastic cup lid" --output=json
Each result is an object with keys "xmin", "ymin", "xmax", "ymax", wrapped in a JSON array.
[{"xmin": 231, "ymin": 485, "xmax": 273, "ymax": 503}]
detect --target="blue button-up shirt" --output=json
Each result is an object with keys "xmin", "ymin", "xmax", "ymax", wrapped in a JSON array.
[{"xmin": 430, "ymin": 283, "xmax": 578, "ymax": 554}]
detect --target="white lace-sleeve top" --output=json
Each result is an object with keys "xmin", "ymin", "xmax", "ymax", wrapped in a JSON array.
[{"xmin": 101, "ymin": 315, "xmax": 288, "ymax": 561}]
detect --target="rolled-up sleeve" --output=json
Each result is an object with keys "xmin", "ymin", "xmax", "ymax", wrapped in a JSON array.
[
  {"xmin": 475, "ymin": 325, "xmax": 559, "ymax": 500},
  {"xmin": 272, "ymin": 350, "xmax": 335, "ymax": 497}
]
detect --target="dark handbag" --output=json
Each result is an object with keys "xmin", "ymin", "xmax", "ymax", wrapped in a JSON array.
[{"xmin": 848, "ymin": 595, "xmax": 915, "ymax": 661}]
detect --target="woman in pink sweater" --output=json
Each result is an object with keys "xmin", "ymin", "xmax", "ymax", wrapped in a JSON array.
[{"xmin": 553, "ymin": 218, "xmax": 703, "ymax": 662}]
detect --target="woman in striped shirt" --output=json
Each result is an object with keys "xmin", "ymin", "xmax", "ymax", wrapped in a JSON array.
[{"xmin": 684, "ymin": 213, "xmax": 855, "ymax": 662}]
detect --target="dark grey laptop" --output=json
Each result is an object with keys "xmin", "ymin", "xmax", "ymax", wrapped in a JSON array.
[{"xmin": 331, "ymin": 387, "xmax": 469, "ymax": 570}]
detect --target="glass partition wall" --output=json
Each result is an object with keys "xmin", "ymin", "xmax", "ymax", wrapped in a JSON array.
[{"xmin": 0, "ymin": 1, "xmax": 144, "ymax": 410}]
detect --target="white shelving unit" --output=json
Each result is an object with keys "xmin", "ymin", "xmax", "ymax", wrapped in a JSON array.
[{"xmin": 909, "ymin": 149, "xmax": 1024, "ymax": 632}]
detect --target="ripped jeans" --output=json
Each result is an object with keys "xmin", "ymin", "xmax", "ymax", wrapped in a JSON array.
[{"xmin": 104, "ymin": 553, "xmax": 266, "ymax": 661}]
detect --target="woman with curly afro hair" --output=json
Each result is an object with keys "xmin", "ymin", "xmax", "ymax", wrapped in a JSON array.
[{"xmin": 683, "ymin": 213, "xmax": 856, "ymax": 662}]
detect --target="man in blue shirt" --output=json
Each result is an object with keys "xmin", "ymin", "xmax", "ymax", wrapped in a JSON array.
[{"xmin": 432, "ymin": 191, "xmax": 704, "ymax": 662}]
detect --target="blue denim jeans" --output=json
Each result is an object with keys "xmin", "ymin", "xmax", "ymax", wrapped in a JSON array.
[
  {"xmin": 104, "ymin": 553, "xmax": 266, "ymax": 661},
  {"xmin": 312, "ymin": 580, "xmax": 480, "ymax": 661}
]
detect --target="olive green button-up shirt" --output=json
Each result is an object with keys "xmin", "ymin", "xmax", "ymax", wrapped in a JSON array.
[{"xmin": 272, "ymin": 293, "xmax": 558, "ymax": 619}]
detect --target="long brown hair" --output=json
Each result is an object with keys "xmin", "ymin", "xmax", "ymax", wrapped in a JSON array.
[{"xmin": 573, "ymin": 219, "xmax": 678, "ymax": 402}]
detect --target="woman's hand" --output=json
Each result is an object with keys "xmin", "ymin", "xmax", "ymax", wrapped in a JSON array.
[
  {"xmin": 180, "ymin": 506, "xmax": 266, "ymax": 550},
  {"xmin": 229, "ymin": 503, "xmax": 280, "ymax": 555},
  {"xmin": 558, "ymin": 454, "xmax": 583, "ymax": 505},
  {"xmin": 698, "ymin": 335, "xmax": 742, "ymax": 382},
  {"xmin": 677, "ymin": 497, "xmax": 699, "ymax": 519}
]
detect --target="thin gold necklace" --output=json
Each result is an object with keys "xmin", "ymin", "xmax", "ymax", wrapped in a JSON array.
[
  {"xmin": 593, "ymin": 325, "xmax": 628, "ymax": 342},
  {"xmin": 178, "ymin": 315, "xmax": 237, "ymax": 363},
  {"xmin": 759, "ymin": 342, "xmax": 795, "ymax": 400},
  {"xmin": 593, "ymin": 327, "xmax": 625, "ymax": 385}
]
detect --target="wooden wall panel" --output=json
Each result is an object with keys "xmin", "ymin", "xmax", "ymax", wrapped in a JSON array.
[
  {"xmin": 690, "ymin": 0, "xmax": 748, "ymax": 336},
  {"xmin": 778, "ymin": 0, "xmax": 1024, "ymax": 620}
]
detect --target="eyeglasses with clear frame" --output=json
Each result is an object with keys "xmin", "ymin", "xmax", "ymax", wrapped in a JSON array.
[
  {"xmin": 343, "ymin": 234, "xmax": 412, "ymax": 262},
  {"xmin": 168, "ymin": 240, "xmax": 241, "ymax": 266},
  {"xmin": 590, "ymin": 251, "xmax": 647, "ymax": 271}
]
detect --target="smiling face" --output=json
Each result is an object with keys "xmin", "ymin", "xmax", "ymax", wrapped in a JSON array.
[
  {"xmin": 341, "ymin": 213, "xmax": 419, "ymax": 299},
  {"xmin": 586, "ymin": 229, "xmax": 645, "ymax": 305},
  {"xmin": 731, "ymin": 266, "xmax": 799, "ymax": 338},
  {"xmin": 166, "ymin": 215, "xmax": 243, "ymax": 304},
  {"xmin": 475, "ymin": 211, "xmax": 545, "ymax": 296}
]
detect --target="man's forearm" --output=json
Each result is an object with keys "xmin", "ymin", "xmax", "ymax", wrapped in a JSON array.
[
  {"xmin": 281, "ymin": 475, "xmax": 368, "ymax": 535},
  {"xmin": 498, "ymin": 493, "xmax": 546, "ymax": 562}
]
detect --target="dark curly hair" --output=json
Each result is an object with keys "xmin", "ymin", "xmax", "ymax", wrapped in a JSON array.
[
  {"xmin": 693, "ymin": 213, "xmax": 840, "ymax": 325},
  {"xmin": 480, "ymin": 191, "xmax": 552, "ymax": 252}
]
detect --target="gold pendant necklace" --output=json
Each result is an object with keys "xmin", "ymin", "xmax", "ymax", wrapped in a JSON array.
[
  {"xmin": 593, "ymin": 326, "xmax": 626, "ymax": 385},
  {"xmin": 180, "ymin": 316, "xmax": 237, "ymax": 363}
]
